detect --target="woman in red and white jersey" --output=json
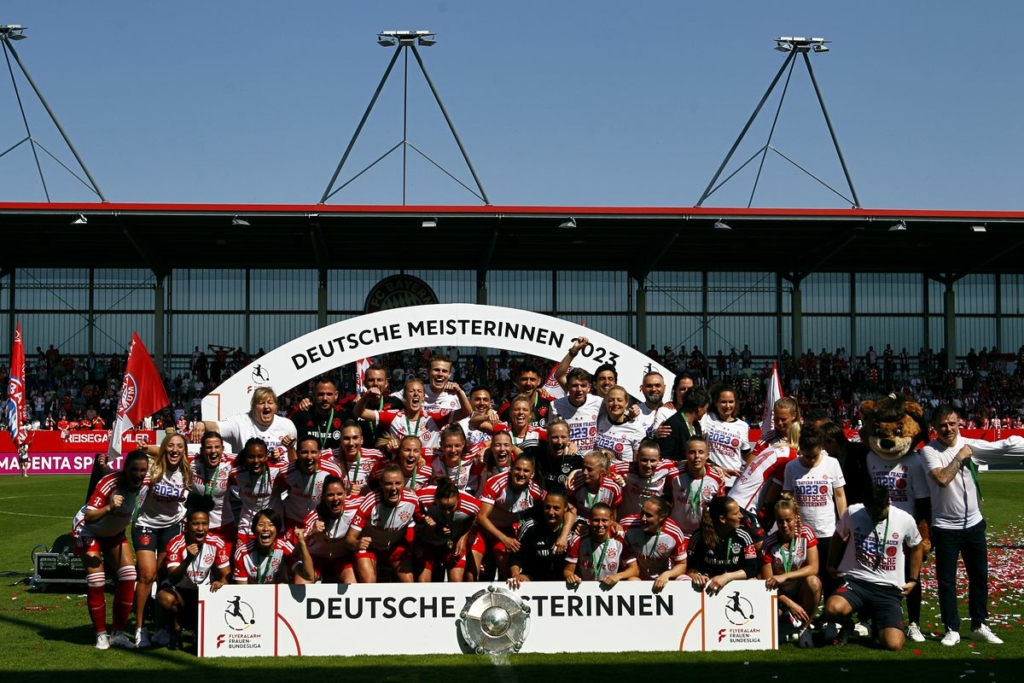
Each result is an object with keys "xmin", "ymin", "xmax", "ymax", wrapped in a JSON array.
[
  {"xmin": 699, "ymin": 384, "xmax": 751, "ymax": 485},
  {"xmin": 567, "ymin": 449, "xmax": 623, "ymax": 521},
  {"xmin": 346, "ymin": 464, "xmax": 422, "ymax": 583},
  {"xmin": 565, "ymin": 503, "xmax": 638, "ymax": 587},
  {"xmin": 760, "ymin": 493, "xmax": 820, "ymax": 642},
  {"xmin": 392, "ymin": 435, "xmax": 433, "ymax": 491},
  {"xmin": 729, "ymin": 440, "xmax": 797, "ymax": 520},
  {"xmin": 414, "ymin": 478, "xmax": 484, "ymax": 582},
  {"xmin": 134, "ymin": 432, "xmax": 192, "ymax": 648},
  {"xmin": 155, "ymin": 494, "xmax": 230, "ymax": 649},
  {"xmin": 667, "ymin": 437, "xmax": 726, "ymax": 537},
  {"xmin": 356, "ymin": 378, "xmax": 469, "ymax": 456},
  {"xmin": 472, "ymin": 394, "xmax": 547, "ymax": 454},
  {"xmin": 233, "ymin": 508, "xmax": 314, "ymax": 584},
  {"xmin": 429, "ymin": 425, "xmax": 484, "ymax": 494},
  {"xmin": 477, "ymin": 453, "xmax": 546, "ymax": 579},
  {"xmin": 333, "ymin": 420, "xmax": 387, "ymax": 500},
  {"xmin": 476, "ymin": 431, "xmax": 514, "ymax": 497},
  {"xmin": 612, "ymin": 439, "xmax": 678, "ymax": 518},
  {"xmin": 189, "ymin": 431, "xmax": 236, "ymax": 548},
  {"xmin": 273, "ymin": 436, "xmax": 343, "ymax": 532},
  {"xmin": 620, "ymin": 497, "xmax": 689, "ymax": 591},
  {"xmin": 595, "ymin": 386, "xmax": 646, "ymax": 463},
  {"xmin": 298, "ymin": 476, "xmax": 358, "ymax": 584},
  {"xmin": 71, "ymin": 450, "xmax": 150, "ymax": 650},
  {"xmin": 229, "ymin": 437, "xmax": 285, "ymax": 543}
]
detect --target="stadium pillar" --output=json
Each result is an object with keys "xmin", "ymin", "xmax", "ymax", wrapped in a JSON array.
[
  {"xmin": 317, "ymin": 276, "xmax": 328, "ymax": 329},
  {"xmin": 636, "ymin": 282, "xmax": 647, "ymax": 352},
  {"xmin": 476, "ymin": 270, "xmax": 487, "ymax": 306},
  {"xmin": 944, "ymin": 281, "xmax": 956, "ymax": 370},
  {"xmin": 154, "ymin": 277, "xmax": 165, "ymax": 372},
  {"xmin": 792, "ymin": 281, "xmax": 803, "ymax": 358}
]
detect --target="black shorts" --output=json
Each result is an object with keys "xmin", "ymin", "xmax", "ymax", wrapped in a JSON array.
[
  {"xmin": 132, "ymin": 523, "xmax": 181, "ymax": 555},
  {"xmin": 833, "ymin": 576, "xmax": 905, "ymax": 631}
]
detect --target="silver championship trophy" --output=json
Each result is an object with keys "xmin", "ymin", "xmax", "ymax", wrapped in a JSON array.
[{"xmin": 458, "ymin": 585, "xmax": 531, "ymax": 655}]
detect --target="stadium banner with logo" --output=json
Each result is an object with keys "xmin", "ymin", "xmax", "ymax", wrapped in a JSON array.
[
  {"xmin": 0, "ymin": 430, "xmax": 158, "ymax": 474},
  {"xmin": 198, "ymin": 580, "xmax": 777, "ymax": 657},
  {"xmin": 202, "ymin": 304, "xmax": 675, "ymax": 421}
]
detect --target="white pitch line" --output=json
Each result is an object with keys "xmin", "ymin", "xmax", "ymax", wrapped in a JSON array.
[
  {"xmin": 0, "ymin": 494, "xmax": 66, "ymax": 501},
  {"xmin": 0, "ymin": 509, "xmax": 68, "ymax": 519}
]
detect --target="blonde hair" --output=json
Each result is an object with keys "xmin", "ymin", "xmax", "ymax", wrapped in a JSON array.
[
  {"xmin": 249, "ymin": 387, "xmax": 278, "ymax": 412},
  {"xmin": 774, "ymin": 491, "xmax": 803, "ymax": 539},
  {"xmin": 774, "ymin": 397, "xmax": 802, "ymax": 445},
  {"xmin": 150, "ymin": 432, "xmax": 193, "ymax": 487},
  {"xmin": 583, "ymin": 449, "xmax": 613, "ymax": 474}
]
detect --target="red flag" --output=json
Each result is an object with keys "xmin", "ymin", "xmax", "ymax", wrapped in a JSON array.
[
  {"xmin": 107, "ymin": 333, "xmax": 169, "ymax": 459},
  {"xmin": 355, "ymin": 357, "xmax": 372, "ymax": 394},
  {"xmin": 5, "ymin": 323, "xmax": 29, "ymax": 447},
  {"xmin": 543, "ymin": 363, "xmax": 565, "ymax": 400},
  {"xmin": 758, "ymin": 362, "xmax": 784, "ymax": 447}
]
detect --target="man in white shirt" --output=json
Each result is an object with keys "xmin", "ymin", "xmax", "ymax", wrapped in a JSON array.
[
  {"xmin": 920, "ymin": 405, "xmax": 1004, "ymax": 647},
  {"xmin": 822, "ymin": 484, "xmax": 923, "ymax": 651}
]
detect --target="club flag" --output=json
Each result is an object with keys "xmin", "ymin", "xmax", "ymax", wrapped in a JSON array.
[
  {"xmin": 758, "ymin": 362, "xmax": 784, "ymax": 448},
  {"xmin": 5, "ymin": 323, "xmax": 28, "ymax": 447},
  {"xmin": 355, "ymin": 357, "xmax": 372, "ymax": 394},
  {"xmin": 543, "ymin": 363, "xmax": 564, "ymax": 400},
  {"xmin": 107, "ymin": 333, "xmax": 169, "ymax": 459}
]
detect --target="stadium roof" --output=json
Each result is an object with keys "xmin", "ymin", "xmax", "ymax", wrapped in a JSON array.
[{"xmin": 2, "ymin": 202, "xmax": 1023, "ymax": 281}]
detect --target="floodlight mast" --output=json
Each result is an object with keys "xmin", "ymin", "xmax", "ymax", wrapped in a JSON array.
[
  {"xmin": 696, "ymin": 35, "xmax": 859, "ymax": 209},
  {"xmin": 320, "ymin": 30, "xmax": 489, "ymax": 205},
  {"xmin": 0, "ymin": 22, "xmax": 106, "ymax": 201}
]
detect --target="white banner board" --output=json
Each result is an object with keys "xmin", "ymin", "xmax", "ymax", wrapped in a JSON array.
[
  {"xmin": 198, "ymin": 580, "xmax": 777, "ymax": 657},
  {"xmin": 202, "ymin": 304, "xmax": 675, "ymax": 420}
]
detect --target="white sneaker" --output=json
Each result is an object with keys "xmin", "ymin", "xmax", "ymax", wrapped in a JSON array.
[
  {"xmin": 797, "ymin": 628, "xmax": 814, "ymax": 648},
  {"xmin": 95, "ymin": 633, "xmax": 110, "ymax": 650},
  {"xmin": 135, "ymin": 627, "xmax": 151, "ymax": 649},
  {"xmin": 970, "ymin": 624, "xmax": 1004, "ymax": 645},
  {"xmin": 151, "ymin": 628, "xmax": 171, "ymax": 647},
  {"xmin": 940, "ymin": 629, "xmax": 961, "ymax": 647},
  {"xmin": 906, "ymin": 622, "xmax": 926, "ymax": 643},
  {"xmin": 110, "ymin": 631, "xmax": 135, "ymax": 649}
]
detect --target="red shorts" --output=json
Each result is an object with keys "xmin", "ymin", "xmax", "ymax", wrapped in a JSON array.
[
  {"xmin": 356, "ymin": 539, "xmax": 412, "ymax": 565},
  {"xmin": 415, "ymin": 533, "xmax": 486, "ymax": 573},
  {"xmin": 480, "ymin": 524, "xmax": 518, "ymax": 554},
  {"xmin": 309, "ymin": 554, "xmax": 355, "ymax": 582},
  {"xmin": 74, "ymin": 530, "xmax": 128, "ymax": 556}
]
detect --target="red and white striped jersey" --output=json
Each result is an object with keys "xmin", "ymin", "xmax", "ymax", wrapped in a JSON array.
[
  {"xmin": 667, "ymin": 469, "xmax": 726, "ymax": 536},
  {"xmin": 232, "ymin": 538, "xmax": 296, "ymax": 584},
  {"xmin": 566, "ymin": 473, "xmax": 623, "ymax": 519},
  {"xmin": 479, "ymin": 472, "xmax": 545, "ymax": 527},
  {"xmin": 230, "ymin": 464, "xmax": 285, "ymax": 536},
  {"xmin": 350, "ymin": 489, "xmax": 422, "ymax": 550},
  {"xmin": 303, "ymin": 503, "xmax": 359, "ymax": 558},
  {"xmin": 729, "ymin": 445, "xmax": 796, "ymax": 513},
  {"xmin": 275, "ymin": 459, "xmax": 344, "ymax": 525},
  {"xmin": 619, "ymin": 515, "xmax": 688, "ymax": 579},
  {"xmin": 612, "ymin": 459, "xmax": 678, "ymax": 519},
  {"xmin": 73, "ymin": 472, "xmax": 150, "ymax": 539},
  {"xmin": 165, "ymin": 532, "xmax": 231, "ymax": 588},
  {"xmin": 566, "ymin": 534, "xmax": 635, "ymax": 580}
]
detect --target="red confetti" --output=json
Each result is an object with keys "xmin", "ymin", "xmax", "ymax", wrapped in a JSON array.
[
  {"xmin": 913, "ymin": 649, "xmax": 923, "ymax": 655},
  {"xmin": 20, "ymin": 606, "xmax": 48, "ymax": 612}
]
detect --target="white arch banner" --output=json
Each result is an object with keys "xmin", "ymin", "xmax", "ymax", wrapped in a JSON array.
[{"xmin": 202, "ymin": 304, "xmax": 675, "ymax": 421}]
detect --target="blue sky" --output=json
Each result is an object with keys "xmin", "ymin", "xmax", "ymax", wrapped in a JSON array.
[{"xmin": 1, "ymin": 1, "xmax": 1022, "ymax": 209}]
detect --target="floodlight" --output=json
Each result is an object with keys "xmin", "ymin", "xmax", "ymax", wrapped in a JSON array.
[
  {"xmin": 422, "ymin": 218, "xmax": 438, "ymax": 229},
  {"xmin": 558, "ymin": 217, "xmax": 577, "ymax": 229},
  {"xmin": 71, "ymin": 214, "xmax": 87, "ymax": 225},
  {"xmin": 970, "ymin": 225, "xmax": 987, "ymax": 233},
  {"xmin": 888, "ymin": 220, "xmax": 907, "ymax": 232},
  {"xmin": 713, "ymin": 220, "xmax": 732, "ymax": 231},
  {"xmin": 231, "ymin": 216, "xmax": 250, "ymax": 227}
]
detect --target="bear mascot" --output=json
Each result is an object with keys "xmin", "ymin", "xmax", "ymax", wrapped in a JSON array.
[{"xmin": 856, "ymin": 393, "xmax": 932, "ymax": 642}]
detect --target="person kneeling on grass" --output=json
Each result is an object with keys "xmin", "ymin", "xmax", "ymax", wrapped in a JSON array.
[
  {"xmin": 822, "ymin": 484, "xmax": 923, "ymax": 651},
  {"xmin": 153, "ymin": 493, "xmax": 230, "ymax": 650}
]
